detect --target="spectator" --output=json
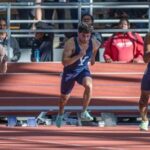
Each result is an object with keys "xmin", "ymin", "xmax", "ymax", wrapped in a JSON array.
[
  {"xmin": 0, "ymin": 45, "xmax": 7, "ymax": 73},
  {"xmin": 35, "ymin": 0, "xmax": 43, "ymax": 21},
  {"xmin": 31, "ymin": 21, "xmax": 54, "ymax": 62},
  {"xmin": 103, "ymin": 17, "xmax": 144, "ymax": 63},
  {"xmin": 44, "ymin": 0, "xmax": 66, "ymax": 48},
  {"xmin": 16, "ymin": 0, "xmax": 35, "ymax": 48},
  {"xmin": 81, "ymin": 13, "xmax": 102, "ymax": 61},
  {"xmin": 0, "ymin": 18, "xmax": 21, "ymax": 62},
  {"xmin": 69, "ymin": 0, "xmax": 90, "ymax": 29}
]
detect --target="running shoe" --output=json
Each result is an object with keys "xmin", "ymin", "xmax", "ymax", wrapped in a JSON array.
[
  {"xmin": 139, "ymin": 120, "xmax": 149, "ymax": 131},
  {"xmin": 80, "ymin": 110, "xmax": 93, "ymax": 121},
  {"xmin": 55, "ymin": 114, "xmax": 64, "ymax": 128}
]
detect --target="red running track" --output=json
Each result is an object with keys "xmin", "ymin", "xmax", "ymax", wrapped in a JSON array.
[{"xmin": 0, "ymin": 125, "xmax": 150, "ymax": 150}]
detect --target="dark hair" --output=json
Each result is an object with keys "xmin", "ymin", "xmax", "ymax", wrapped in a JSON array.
[
  {"xmin": 0, "ymin": 18, "xmax": 7, "ymax": 25},
  {"xmin": 78, "ymin": 22, "xmax": 92, "ymax": 33},
  {"xmin": 118, "ymin": 17, "xmax": 130, "ymax": 26},
  {"xmin": 81, "ymin": 13, "xmax": 94, "ymax": 24},
  {"xmin": 35, "ymin": 21, "xmax": 52, "ymax": 30}
]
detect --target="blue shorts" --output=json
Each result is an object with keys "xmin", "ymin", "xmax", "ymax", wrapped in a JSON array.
[
  {"xmin": 61, "ymin": 69, "xmax": 91, "ymax": 95},
  {"xmin": 141, "ymin": 74, "xmax": 150, "ymax": 91}
]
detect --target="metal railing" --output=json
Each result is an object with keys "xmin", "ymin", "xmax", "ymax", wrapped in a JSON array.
[
  {"xmin": 0, "ymin": 1, "xmax": 150, "ymax": 61},
  {"xmin": 1, "ymin": 2, "xmax": 150, "ymax": 33}
]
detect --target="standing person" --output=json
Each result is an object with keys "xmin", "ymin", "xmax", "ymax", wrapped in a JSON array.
[
  {"xmin": 139, "ymin": 33, "xmax": 150, "ymax": 131},
  {"xmin": 69, "ymin": 0, "xmax": 90, "ymax": 29},
  {"xmin": 16, "ymin": 0, "xmax": 34, "ymax": 48},
  {"xmin": 103, "ymin": 17, "xmax": 144, "ymax": 63},
  {"xmin": 55, "ymin": 22, "xmax": 100, "ymax": 128},
  {"xmin": 44, "ymin": 0, "xmax": 66, "ymax": 48}
]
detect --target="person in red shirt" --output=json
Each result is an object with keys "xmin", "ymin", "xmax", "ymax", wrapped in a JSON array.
[{"xmin": 103, "ymin": 17, "xmax": 144, "ymax": 63}]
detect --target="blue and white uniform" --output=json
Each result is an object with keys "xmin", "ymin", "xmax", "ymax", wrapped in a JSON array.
[
  {"xmin": 141, "ymin": 63, "xmax": 150, "ymax": 91},
  {"xmin": 61, "ymin": 37, "xmax": 93, "ymax": 94}
]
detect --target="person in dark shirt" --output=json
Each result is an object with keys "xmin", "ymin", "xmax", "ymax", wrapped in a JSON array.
[
  {"xmin": 55, "ymin": 22, "xmax": 100, "ymax": 127},
  {"xmin": 31, "ymin": 21, "xmax": 54, "ymax": 61}
]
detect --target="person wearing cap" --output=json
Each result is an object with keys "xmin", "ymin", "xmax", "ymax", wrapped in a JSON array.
[
  {"xmin": 31, "ymin": 21, "xmax": 54, "ymax": 61},
  {"xmin": 55, "ymin": 22, "xmax": 101, "ymax": 127}
]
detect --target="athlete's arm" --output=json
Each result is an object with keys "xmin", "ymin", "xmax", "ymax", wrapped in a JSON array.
[
  {"xmin": 143, "ymin": 33, "xmax": 150, "ymax": 63},
  {"xmin": 62, "ymin": 38, "xmax": 86, "ymax": 67},
  {"xmin": 90, "ymin": 38, "xmax": 101, "ymax": 65}
]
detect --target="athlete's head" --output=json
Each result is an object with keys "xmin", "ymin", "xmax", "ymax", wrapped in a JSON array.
[{"xmin": 78, "ymin": 22, "xmax": 92, "ymax": 44}]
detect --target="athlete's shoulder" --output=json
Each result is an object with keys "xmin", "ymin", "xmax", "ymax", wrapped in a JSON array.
[{"xmin": 64, "ymin": 37, "xmax": 75, "ymax": 49}]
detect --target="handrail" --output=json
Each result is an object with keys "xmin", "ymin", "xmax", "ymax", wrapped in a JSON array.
[
  {"xmin": 9, "ymin": 29, "xmax": 149, "ymax": 33},
  {"xmin": 0, "ymin": 1, "xmax": 150, "ymax": 61},
  {"xmin": 1, "ymin": 2, "xmax": 150, "ymax": 33},
  {"xmin": 10, "ymin": 19, "xmax": 149, "ymax": 24}
]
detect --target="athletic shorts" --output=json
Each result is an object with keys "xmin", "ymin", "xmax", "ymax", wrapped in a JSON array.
[
  {"xmin": 141, "ymin": 74, "xmax": 150, "ymax": 91},
  {"xmin": 61, "ymin": 69, "xmax": 91, "ymax": 95}
]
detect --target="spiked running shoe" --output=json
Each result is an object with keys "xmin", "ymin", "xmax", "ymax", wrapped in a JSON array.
[
  {"xmin": 81, "ymin": 110, "xmax": 93, "ymax": 121},
  {"xmin": 55, "ymin": 114, "xmax": 64, "ymax": 128},
  {"xmin": 139, "ymin": 120, "xmax": 149, "ymax": 131}
]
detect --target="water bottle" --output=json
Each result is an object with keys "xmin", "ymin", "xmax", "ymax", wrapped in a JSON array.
[{"xmin": 34, "ymin": 49, "xmax": 40, "ymax": 62}]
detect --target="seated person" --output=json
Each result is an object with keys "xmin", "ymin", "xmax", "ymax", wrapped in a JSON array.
[
  {"xmin": 103, "ymin": 17, "xmax": 144, "ymax": 63},
  {"xmin": 0, "ymin": 45, "xmax": 7, "ymax": 73},
  {"xmin": 0, "ymin": 18, "xmax": 21, "ymax": 62},
  {"xmin": 81, "ymin": 13, "xmax": 103, "ymax": 61},
  {"xmin": 31, "ymin": 21, "xmax": 54, "ymax": 62}
]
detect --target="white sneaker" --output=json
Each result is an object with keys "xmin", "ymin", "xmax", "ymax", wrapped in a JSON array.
[
  {"xmin": 139, "ymin": 120, "xmax": 149, "ymax": 131},
  {"xmin": 81, "ymin": 111, "xmax": 93, "ymax": 121}
]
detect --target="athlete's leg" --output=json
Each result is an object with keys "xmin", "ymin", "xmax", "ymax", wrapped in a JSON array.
[
  {"xmin": 139, "ymin": 90, "xmax": 150, "ymax": 130},
  {"xmin": 56, "ymin": 94, "xmax": 70, "ymax": 128},
  {"xmin": 139, "ymin": 90, "xmax": 150, "ymax": 121},
  {"xmin": 76, "ymin": 70, "xmax": 93, "ymax": 121},
  {"xmin": 59, "ymin": 73, "xmax": 75, "ymax": 115},
  {"xmin": 56, "ymin": 72, "xmax": 75, "ymax": 127},
  {"xmin": 82, "ymin": 76, "xmax": 93, "ymax": 112},
  {"xmin": 80, "ymin": 76, "xmax": 93, "ymax": 121},
  {"xmin": 58, "ymin": 94, "xmax": 70, "ymax": 115}
]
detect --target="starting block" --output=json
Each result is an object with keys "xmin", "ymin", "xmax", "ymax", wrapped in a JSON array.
[
  {"xmin": 27, "ymin": 117, "xmax": 37, "ymax": 127},
  {"xmin": 7, "ymin": 116, "xmax": 17, "ymax": 127}
]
